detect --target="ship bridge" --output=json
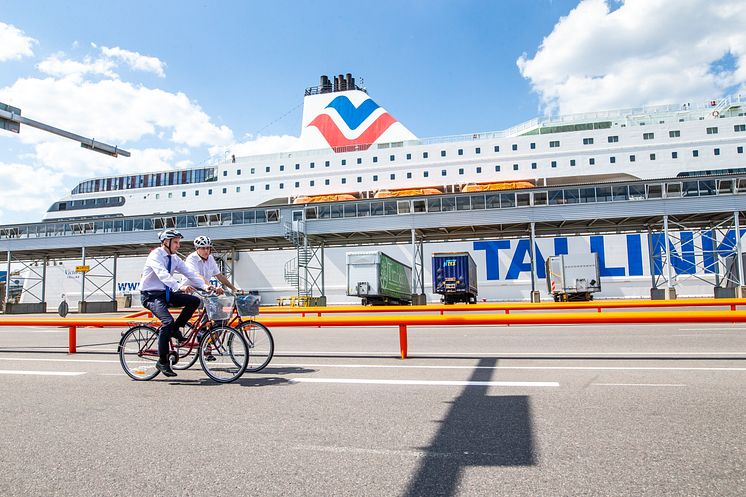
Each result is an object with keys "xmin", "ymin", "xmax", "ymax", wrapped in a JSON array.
[{"xmin": 2, "ymin": 174, "xmax": 746, "ymax": 312}]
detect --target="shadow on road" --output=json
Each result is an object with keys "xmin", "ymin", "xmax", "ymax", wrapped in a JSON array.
[{"xmin": 403, "ymin": 357, "xmax": 536, "ymax": 497}]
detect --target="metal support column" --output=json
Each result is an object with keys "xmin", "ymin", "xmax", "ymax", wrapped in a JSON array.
[
  {"xmin": 80, "ymin": 246, "xmax": 86, "ymax": 306},
  {"xmin": 111, "ymin": 255, "xmax": 117, "ymax": 301},
  {"xmin": 410, "ymin": 229, "xmax": 426, "ymax": 305},
  {"xmin": 42, "ymin": 257, "xmax": 47, "ymax": 305},
  {"xmin": 529, "ymin": 222, "xmax": 540, "ymax": 302},
  {"xmin": 735, "ymin": 211, "xmax": 745, "ymax": 295},
  {"xmin": 5, "ymin": 250, "xmax": 10, "ymax": 305},
  {"xmin": 320, "ymin": 241, "xmax": 325, "ymax": 298}
]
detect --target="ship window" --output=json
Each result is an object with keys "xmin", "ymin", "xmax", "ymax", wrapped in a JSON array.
[
  {"xmin": 169, "ymin": 192, "xmax": 173, "ymax": 198},
  {"xmin": 310, "ymin": 180, "xmax": 315, "ymax": 186},
  {"xmin": 610, "ymin": 156, "xmax": 616, "ymax": 164},
  {"xmin": 706, "ymin": 127, "xmax": 718, "ymax": 135},
  {"xmin": 280, "ymin": 165, "xmax": 285, "ymax": 171},
  {"xmin": 182, "ymin": 192, "xmax": 186, "ymax": 197},
  {"xmin": 325, "ymin": 161, "xmax": 330, "ymax": 167},
  {"xmin": 407, "ymin": 172, "xmax": 412, "ymax": 179},
  {"xmin": 476, "ymin": 167, "xmax": 482, "ymax": 173},
  {"xmin": 223, "ymin": 171, "xmax": 227, "ymax": 177},
  {"xmin": 357, "ymin": 158, "xmax": 362, "ymax": 164},
  {"xmin": 693, "ymin": 150, "xmax": 699, "ymax": 157},
  {"xmin": 373, "ymin": 157, "xmax": 378, "ymax": 163},
  {"xmin": 441, "ymin": 150, "xmax": 446, "ymax": 157},
  {"xmin": 423, "ymin": 152, "xmax": 429, "ymax": 158},
  {"xmin": 531, "ymin": 162, "xmax": 537, "ymax": 169},
  {"xmin": 608, "ymin": 135, "xmax": 619, "ymax": 143},
  {"xmin": 390, "ymin": 155, "xmax": 395, "ymax": 161},
  {"xmin": 589, "ymin": 158, "xmax": 595, "ymax": 165},
  {"xmin": 583, "ymin": 138, "xmax": 594, "ymax": 145},
  {"xmin": 295, "ymin": 181, "xmax": 299, "ymax": 187},
  {"xmin": 643, "ymin": 132, "xmax": 654, "ymax": 140},
  {"xmin": 265, "ymin": 166, "xmax": 270, "ymax": 172},
  {"xmin": 672, "ymin": 152, "xmax": 678, "ymax": 159},
  {"xmin": 495, "ymin": 165, "xmax": 501, "ymax": 172},
  {"xmin": 208, "ymin": 189, "xmax": 212, "ymax": 195},
  {"xmin": 156, "ymin": 194, "xmax": 160, "ymax": 199},
  {"xmin": 280, "ymin": 183, "xmax": 284, "ymax": 189},
  {"xmin": 458, "ymin": 149, "xmax": 463, "ymax": 156},
  {"xmin": 513, "ymin": 164, "xmax": 519, "ymax": 171},
  {"xmin": 406, "ymin": 153, "xmax": 412, "ymax": 160},
  {"xmin": 237, "ymin": 186, "xmax": 242, "ymax": 192},
  {"xmin": 511, "ymin": 144, "xmax": 517, "ymax": 151},
  {"xmin": 341, "ymin": 159, "xmax": 346, "ymax": 165},
  {"xmin": 530, "ymin": 142, "xmax": 536, "ymax": 150},
  {"xmin": 734, "ymin": 124, "xmax": 746, "ymax": 132},
  {"xmin": 475, "ymin": 147, "xmax": 481, "ymax": 154},
  {"xmin": 494, "ymin": 145, "xmax": 500, "ymax": 152},
  {"xmin": 738, "ymin": 146, "xmax": 743, "ymax": 154},
  {"xmin": 295, "ymin": 163, "xmax": 300, "ymax": 170},
  {"xmin": 265, "ymin": 184, "xmax": 270, "ymax": 190},
  {"xmin": 630, "ymin": 154, "xmax": 636, "ymax": 162},
  {"xmin": 195, "ymin": 190, "xmax": 199, "ymax": 196},
  {"xmin": 325, "ymin": 179, "xmax": 330, "ymax": 185},
  {"xmin": 372, "ymin": 175, "xmax": 378, "ymax": 182},
  {"xmin": 551, "ymin": 161, "xmax": 557, "ymax": 168},
  {"xmin": 341, "ymin": 178, "xmax": 347, "ymax": 184},
  {"xmin": 650, "ymin": 153, "xmax": 656, "ymax": 160},
  {"xmin": 222, "ymin": 188, "xmax": 226, "ymax": 194},
  {"xmin": 570, "ymin": 159, "xmax": 576, "ymax": 166},
  {"xmin": 714, "ymin": 148, "xmax": 720, "ymax": 155},
  {"xmin": 669, "ymin": 130, "xmax": 681, "ymax": 137},
  {"xmin": 441, "ymin": 169, "xmax": 447, "ymax": 176},
  {"xmin": 310, "ymin": 162, "xmax": 315, "ymax": 168},
  {"xmin": 357, "ymin": 176, "xmax": 362, "ymax": 183},
  {"xmin": 550, "ymin": 140, "xmax": 560, "ymax": 148},
  {"xmin": 423, "ymin": 171, "xmax": 429, "ymax": 177}
]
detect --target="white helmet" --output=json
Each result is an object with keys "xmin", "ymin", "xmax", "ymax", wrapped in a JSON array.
[
  {"xmin": 158, "ymin": 229, "xmax": 182, "ymax": 242},
  {"xmin": 194, "ymin": 235, "xmax": 212, "ymax": 248}
]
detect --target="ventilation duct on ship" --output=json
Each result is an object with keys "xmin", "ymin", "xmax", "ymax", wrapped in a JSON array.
[
  {"xmin": 346, "ymin": 73, "xmax": 353, "ymax": 90},
  {"xmin": 320, "ymin": 75, "xmax": 332, "ymax": 93},
  {"xmin": 338, "ymin": 74, "xmax": 347, "ymax": 91}
]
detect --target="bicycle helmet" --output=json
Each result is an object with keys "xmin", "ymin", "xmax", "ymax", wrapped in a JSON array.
[
  {"xmin": 158, "ymin": 229, "xmax": 183, "ymax": 242},
  {"xmin": 194, "ymin": 235, "xmax": 212, "ymax": 248}
]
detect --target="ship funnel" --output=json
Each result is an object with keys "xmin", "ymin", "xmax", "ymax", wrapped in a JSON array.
[
  {"xmin": 320, "ymin": 75, "xmax": 332, "ymax": 93},
  {"xmin": 345, "ymin": 73, "xmax": 353, "ymax": 90}
]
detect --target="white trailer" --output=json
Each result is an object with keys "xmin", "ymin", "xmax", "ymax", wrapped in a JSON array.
[{"xmin": 545, "ymin": 253, "xmax": 601, "ymax": 301}]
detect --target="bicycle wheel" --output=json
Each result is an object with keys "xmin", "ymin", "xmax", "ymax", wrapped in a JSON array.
[
  {"xmin": 118, "ymin": 325, "xmax": 160, "ymax": 381},
  {"xmin": 237, "ymin": 320, "xmax": 274, "ymax": 372},
  {"xmin": 172, "ymin": 322, "xmax": 200, "ymax": 370},
  {"xmin": 199, "ymin": 326, "xmax": 248, "ymax": 383}
]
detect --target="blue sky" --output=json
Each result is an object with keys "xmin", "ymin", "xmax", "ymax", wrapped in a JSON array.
[{"xmin": 1, "ymin": 0, "xmax": 745, "ymax": 224}]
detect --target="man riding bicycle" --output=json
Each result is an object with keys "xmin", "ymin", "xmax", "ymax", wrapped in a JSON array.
[
  {"xmin": 185, "ymin": 235, "xmax": 242, "ymax": 295},
  {"xmin": 140, "ymin": 229, "xmax": 214, "ymax": 377}
]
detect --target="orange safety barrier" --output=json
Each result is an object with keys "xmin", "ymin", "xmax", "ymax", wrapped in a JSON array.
[
  {"xmin": 2, "ymin": 308, "xmax": 746, "ymax": 358},
  {"xmin": 253, "ymin": 298, "xmax": 746, "ymax": 315}
]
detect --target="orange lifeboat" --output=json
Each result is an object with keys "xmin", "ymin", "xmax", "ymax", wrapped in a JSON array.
[
  {"xmin": 461, "ymin": 181, "xmax": 534, "ymax": 193},
  {"xmin": 373, "ymin": 188, "xmax": 442, "ymax": 199},
  {"xmin": 292, "ymin": 194, "xmax": 357, "ymax": 204}
]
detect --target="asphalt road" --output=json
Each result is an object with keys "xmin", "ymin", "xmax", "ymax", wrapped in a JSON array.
[{"xmin": 0, "ymin": 320, "xmax": 744, "ymax": 496}]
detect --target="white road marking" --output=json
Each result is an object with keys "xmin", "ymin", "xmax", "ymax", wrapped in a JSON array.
[
  {"xmin": 288, "ymin": 378, "xmax": 559, "ymax": 387},
  {"xmin": 278, "ymin": 351, "xmax": 746, "ymax": 357},
  {"xmin": 591, "ymin": 383, "xmax": 687, "ymax": 387},
  {"xmin": 0, "ymin": 370, "xmax": 86, "ymax": 376},
  {"xmin": 295, "ymin": 445, "xmax": 500, "ymax": 459}
]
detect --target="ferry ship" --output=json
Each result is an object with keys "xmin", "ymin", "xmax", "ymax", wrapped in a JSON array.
[
  {"xmin": 33, "ymin": 74, "xmax": 746, "ymax": 305},
  {"xmin": 43, "ymin": 73, "xmax": 746, "ymax": 221}
]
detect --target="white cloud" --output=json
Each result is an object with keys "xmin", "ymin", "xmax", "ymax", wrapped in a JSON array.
[
  {"xmin": 100, "ymin": 46, "xmax": 166, "ymax": 77},
  {"xmin": 0, "ymin": 22, "xmax": 37, "ymax": 61},
  {"xmin": 517, "ymin": 0, "xmax": 746, "ymax": 115},
  {"xmin": 37, "ymin": 54, "xmax": 118, "ymax": 79},
  {"xmin": 1, "ymin": 76, "xmax": 233, "ymax": 146},
  {"xmin": 0, "ymin": 162, "xmax": 64, "ymax": 219}
]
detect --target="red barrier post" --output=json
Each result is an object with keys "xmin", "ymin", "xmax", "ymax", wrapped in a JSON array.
[
  {"xmin": 68, "ymin": 326, "xmax": 76, "ymax": 353},
  {"xmin": 399, "ymin": 324, "xmax": 408, "ymax": 359}
]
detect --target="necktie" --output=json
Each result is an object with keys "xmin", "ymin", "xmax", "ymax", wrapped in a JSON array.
[{"xmin": 165, "ymin": 254, "xmax": 172, "ymax": 302}]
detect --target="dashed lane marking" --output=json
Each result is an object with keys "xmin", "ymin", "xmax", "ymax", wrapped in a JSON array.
[
  {"xmin": 287, "ymin": 378, "xmax": 559, "ymax": 387},
  {"xmin": 0, "ymin": 369, "xmax": 86, "ymax": 376}
]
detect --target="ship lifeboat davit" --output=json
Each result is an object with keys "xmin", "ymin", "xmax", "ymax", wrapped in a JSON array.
[
  {"xmin": 373, "ymin": 188, "xmax": 442, "ymax": 199},
  {"xmin": 292, "ymin": 194, "xmax": 357, "ymax": 204},
  {"xmin": 461, "ymin": 181, "xmax": 534, "ymax": 193}
]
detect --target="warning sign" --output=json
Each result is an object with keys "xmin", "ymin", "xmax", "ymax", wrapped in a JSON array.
[{"xmin": 75, "ymin": 265, "xmax": 90, "ymax": 273}]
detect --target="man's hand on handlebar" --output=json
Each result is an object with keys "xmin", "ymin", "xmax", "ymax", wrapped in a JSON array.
[{"xmin": 179, "ymin": 284, "xmax": 196, "ymax": 294}]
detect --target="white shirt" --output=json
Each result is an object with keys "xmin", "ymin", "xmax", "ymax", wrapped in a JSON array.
[
  {"xmin": 185, "ymin": 251, "xmax": 221, "ymax": 284},
  {"xmin": 139, "ymin": 247, "xmax": 207, "ymax": 292}
]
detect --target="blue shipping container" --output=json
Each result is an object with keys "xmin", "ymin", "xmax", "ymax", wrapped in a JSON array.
[{"xmin": 432, "ymin": 252, "xmax": 478, "ymax": 304}]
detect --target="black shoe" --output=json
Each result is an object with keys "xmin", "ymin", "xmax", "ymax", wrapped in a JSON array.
[
  {"xmin": 156, "ymin": 362, "xmax": 177, "ymax": 377},
  {"xmin": 205, "ymin": 354, "xmax": 216, "ymax": 362}
]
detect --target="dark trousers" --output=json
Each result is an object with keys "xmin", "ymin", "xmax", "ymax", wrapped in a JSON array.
[{"xmin": 141, "ymin": 290, "xmax": 200, "ymax": 363}]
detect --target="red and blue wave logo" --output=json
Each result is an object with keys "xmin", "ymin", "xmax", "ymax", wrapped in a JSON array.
[{"xmin": 307, "ymin": 96, "xmax": 397, "ymax": 151}]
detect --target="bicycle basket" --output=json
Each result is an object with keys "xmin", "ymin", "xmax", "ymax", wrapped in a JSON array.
[
  {"xmin": 236, "ymin": 294, "xmax": 261, "ymax": 317},
  {"xmin": 202, "ymin": 295, "xmax": 235, "ymax": 321}
]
